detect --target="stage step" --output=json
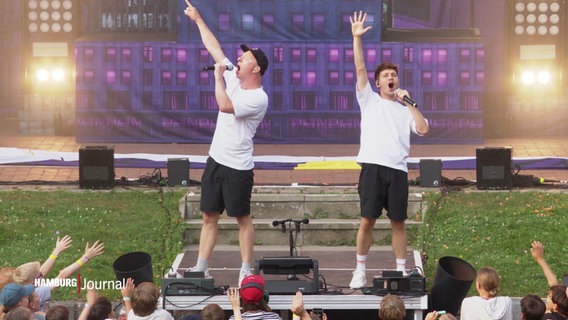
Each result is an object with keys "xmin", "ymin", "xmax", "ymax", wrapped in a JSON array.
[{"xmin": 180, "ymin": 186, "xmax": 425, "ymax": 246}]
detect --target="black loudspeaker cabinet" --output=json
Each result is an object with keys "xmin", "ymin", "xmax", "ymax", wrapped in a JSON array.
[
  {"xmin": 419, "ymin": 159, "xmax": 442, "ymax": 187},
  {"xmin": 167, "ymin": 158, "xmax": 190, "ymax": 187},
  {"xmin": 476, "ymin": 147, "xmax": 512, "ymax": 190},
  {"xmin": 79, "ymin": 146, "xmax": 115, "ymax": 189}
]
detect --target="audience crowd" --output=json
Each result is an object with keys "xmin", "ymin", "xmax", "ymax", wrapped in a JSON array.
[{"xmin": 1, "ymin": 234, "xmax": 566, "ymax": 320}]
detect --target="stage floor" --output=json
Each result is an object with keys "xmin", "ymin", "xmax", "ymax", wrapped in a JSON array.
[{"xmin": 172, "ymin": 245, "xmax": 422, "ymax": 292}]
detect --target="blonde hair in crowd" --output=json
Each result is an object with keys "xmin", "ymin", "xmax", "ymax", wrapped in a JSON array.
[
  {"xmin": 131, "ymin": 282, "xmax": 160, "ymax": 317},
  {"xmin": 13, "ymin": 262, "xmax": 41, "ymax": 284},
  {"xmin": 379, "ymin": 294, "xmax": 406, "ymax": 320}
]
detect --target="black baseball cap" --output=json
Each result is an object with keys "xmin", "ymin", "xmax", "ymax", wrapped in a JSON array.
[{"xmin": 240, "ymin": 44, "xmax": 269, "ymax": 76}]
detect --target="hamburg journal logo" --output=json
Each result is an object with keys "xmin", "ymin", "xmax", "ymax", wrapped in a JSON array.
[{"xmin": 34, "ymin": 274, "xmax": 126, "ymax": 293}]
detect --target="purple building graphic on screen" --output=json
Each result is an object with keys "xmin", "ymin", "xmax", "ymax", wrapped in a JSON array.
[{"xmin": 72, "ymin": 0, "xmax": 484, "ymax": 144}]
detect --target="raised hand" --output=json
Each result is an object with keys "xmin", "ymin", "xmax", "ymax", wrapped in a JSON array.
[
  {"xmin": 349, "ymin": 10, "xmax": 372, "ymax": 37},
  {"xmin": 184, "ymin": 0, "xmax": 201, "ymax": 21},
  {"xmin": 84, "ymin": 240, "xmax": 105, "ymax": 260},
  {"xmin": 53, "ymin": 235, "xmax": 72, "ymax": 256}
]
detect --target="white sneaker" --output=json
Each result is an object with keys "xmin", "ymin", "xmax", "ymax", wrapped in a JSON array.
[
  {"xmin": 187, "ymin": 266, "xmax": 210, "ymax": 278},
  {"xmin": 349, "ymin": 270, "xmax": 367, "ymax": 289},
  {"xmin": 238, "ymin": 269, "xmax": 252, "ymax": 287}
]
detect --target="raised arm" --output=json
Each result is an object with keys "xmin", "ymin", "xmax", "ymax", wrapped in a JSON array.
[
  {"xmin": 350, "ymin": 11, "xmax": 372, "ymax": 92},
  {"xmin": 39, "ymin": 235, "xmax": 72, "ymax": 277},
  {"xmin": 227, "ymin": 288, "xmax": 242, "ymax": 320},
  {"xmin": 184, "ymin": 0, "xmax": 226, "ymax": 63},
  {"xmin": 56, "ymin": 241, "xmax": 105, "ymax": 282},
  {"xmin": 531, "ymin": 241, "xmax": 559, "ymax": 286}
]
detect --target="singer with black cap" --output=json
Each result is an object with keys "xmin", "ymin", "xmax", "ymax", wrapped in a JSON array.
[
  {"xmin": 183, "ymin": 0, "xmax": 269, "ymax": 287},
  {"xmin": 348, "ymin": 11, "xmax": 429, "ymax": 290}
]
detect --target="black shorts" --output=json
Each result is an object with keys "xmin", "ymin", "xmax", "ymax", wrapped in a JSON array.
[
  {"xmin": 200, "ymin": 157, "xmax": 254, "ymax": 217},
  {"xmin": 357, "ymin": 163, "xmax": 408, "ymax": 221}
]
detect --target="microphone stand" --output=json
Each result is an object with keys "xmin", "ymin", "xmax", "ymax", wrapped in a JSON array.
[{"xmin": 272, "ymin": 219, "xmax": 309, "ymax": 280}]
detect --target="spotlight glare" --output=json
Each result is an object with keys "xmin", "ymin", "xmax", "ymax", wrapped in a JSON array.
[
  {"xmin": 521, "ymin": 71, "xmax": 535, "ymax": 85},
  {"xmin": 515, "ymin": 13, "xmax": 525, "ymax": 23},
  {"xmin": 550, "ymin": 25, "xmax": 559, "ymax": 35},
  {"xmin": 36, "ymin": 69, "xmax": 50, "ymax": 82},
  {"xmin": 52, "ymin": 69, "xmax": 65, "ymax": 81},
  {"xmin": 538, "ymin": 25, "xmax": 548, "ymax": 35},
  {"xmin": 550, "ymin": 13, "xmax": 560, "ymax": 24},
  {"xmin": 538, "ymin": 14, "xmax": 548, "ymax": 24},
  {"xmin": 538, "ymin": 2, "xmax": 548, "ymax": 12},
  {"xmin": 537, "ymin": 71, "xmax": 551, "ymax": 84},
  {"xmin": 515, "ymin": 2, "xmax": 525, "ymax": 12},
  {"xmin": 515, "ymin": 25, "xmax": 525, "ymax": 35},
  {"xmin": 550, "ymin": 2, "xmax": 560, "ymax": 12}
]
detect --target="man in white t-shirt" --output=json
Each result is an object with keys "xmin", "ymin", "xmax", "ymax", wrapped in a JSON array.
[
  {"xmin": 348, "ymin": 11, "xmax": 429, "ymax": 289},
  {"xmin": 183, "ymin": 0, "xmax": 268, "ymax": 286}
]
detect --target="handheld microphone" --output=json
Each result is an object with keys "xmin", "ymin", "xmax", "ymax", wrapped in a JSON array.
[
  {"xmin": 202, "ymin": 65, "xmax": 234, "ymax": 71},
  {"xmin": 394, "ymin": 89, "xmax": 418, "ymax": 108}
]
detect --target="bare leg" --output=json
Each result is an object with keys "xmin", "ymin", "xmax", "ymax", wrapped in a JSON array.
[
  {"xmin": 197, "ymin": 212, "xmax": 220, "ymax": 260},
  {"xmin": 356, "ymin": 217, "xmax": 376, "ymax": 255},
  {"xmin": 236, "ymin": 214, "xmax": 254, "ymax": 264},
  {"xmin": 390, "ymin": 220, "xmax": 407, "ymax": 259}
]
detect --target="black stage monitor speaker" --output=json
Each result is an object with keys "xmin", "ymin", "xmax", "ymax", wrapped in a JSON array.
[
  {"xmin": 476, "ymin": 147, "xmax": 512, "ymax": 190},
  {"xmin": 420, "ymin": 159, "xmax": 442, "ymax": 187},
  {"xmin": 79, "ymin": 146, "xmax": 114, "ymax": 189},
  {"xmin": 167, "ymin": 158, "xmax": 190, "ymax": 187}
]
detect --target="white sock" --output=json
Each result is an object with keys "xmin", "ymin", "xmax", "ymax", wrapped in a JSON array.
[
  {"xmin": 356, "ymin": 254, "xmax": 367, "ymax": 271},
  {"xmin": 195, "ymin": 258, "xmax": 208, "ymax": 271},
  {"xmin": 241, "ymin": 262, "xmax": 251, "ymax": 274},
  {"xmin": 396, "ymin": 258, "xmax": 406, "ymax": 271}
]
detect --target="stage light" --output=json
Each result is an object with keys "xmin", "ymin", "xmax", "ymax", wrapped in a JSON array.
[
  {"xmin": 537, "ymin": 70, "xmax": 552, "ymax": 83},
  {"xmin": 27, "ymin": 0, "xmax": 73, "ymax": 35},
  {"xmin": 36, "ymin": 69, "xmax": 50, "ymax": 82},
  {"xmin": 52, "ymin": 68, "xmax": 65, "ymax": 81}
]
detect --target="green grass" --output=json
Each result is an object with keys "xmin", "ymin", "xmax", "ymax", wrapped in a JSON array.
[
  {"xmin": 0, "ymin": 189, "xmax": 186, "ymax": 301},
  {"xmin": 411, "ymin": 190, "xmax": 568, "ymax": 298}
]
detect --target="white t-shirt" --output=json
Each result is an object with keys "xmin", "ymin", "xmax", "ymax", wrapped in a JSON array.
[
  {"xmin": 208, "ymin": 58, "xmax": 268, "ymax": 170},
  {"xmin": 127, "ymin": 309, "xmax": 174, "ymax": 320},
  {"xmin": 355, "ymin": 82, "xmax": 420, "ymax": 172},
  {"xmin": 460, "ymin": 296, "xmax": 513, "ymax": 320}
]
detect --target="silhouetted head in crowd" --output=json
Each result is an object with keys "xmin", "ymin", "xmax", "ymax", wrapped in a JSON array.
[
  {"xmin": 5, "ymin": 307, "xmax": 34, "ymax": 320},
  {"xmin": 548, "ymin": 285, "xmax": 568, "ymax": 317},
  {"xmin": 200, "ymin": 304, "xmax": 224, "ymax": 320},
  {"xmin": 521, "ymin": 294, "xmax": 546, "ymax": 320},
  {"xmin": 86, "ymin": 297, "xmax": 112, "ymax": 320},
  {"xmin": 46, "ymin": 306, "xmax": 70, "ymax": 320}
]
